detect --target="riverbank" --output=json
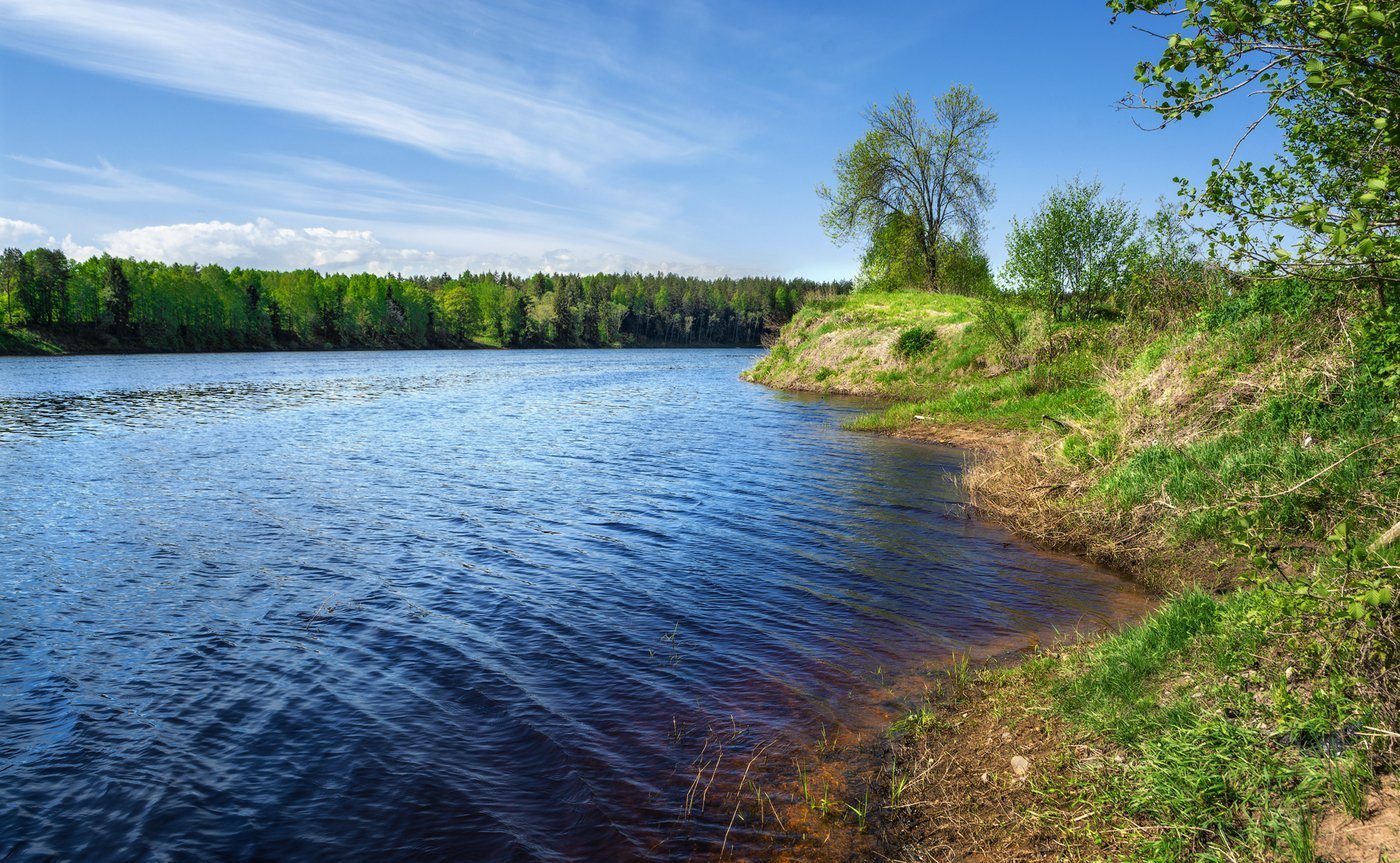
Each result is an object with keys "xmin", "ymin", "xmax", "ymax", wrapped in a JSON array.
[
  {"xmin": 745, "ymin": 289, "xmax": 1399, "ymax": 861},
  {"xmin": 0, "ymin": 322, "xmax": 773, "ymax": 356}
]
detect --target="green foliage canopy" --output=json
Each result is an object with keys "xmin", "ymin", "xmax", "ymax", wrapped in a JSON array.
[
  {"xmin": 1001, "ymin": 178, "xmax": 1145, "ymax": 320},
  {"xmin": 0, "ymin": 248, "xmax": 847, "ymax": 352},
  {"xmin": 1109, "ymin": 0, "xmax": 1400, "ymax": 304}
]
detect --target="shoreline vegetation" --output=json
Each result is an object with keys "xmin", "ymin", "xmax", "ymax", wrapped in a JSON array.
[
  {"xmin": 747, "ymin": 4, "xmax": 1400, "ymax": 857},
  {"xmin": 0, "ymin": 252, "xmax": 847, "ymax": 355},
  {"xmin": 742, "ymin": 287, "xmax": 1398, "ymax": 861}
]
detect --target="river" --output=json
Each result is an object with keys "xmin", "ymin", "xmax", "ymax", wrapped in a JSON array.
[{"xmin": 0, "ymin": 349, "xmax": 1147, "ymax": 861}]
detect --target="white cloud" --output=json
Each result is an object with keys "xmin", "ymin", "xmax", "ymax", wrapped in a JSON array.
[
  {"xmin": 0, "ymin": 0, "xmax": 718, "ymax": 180},
  {"xmin": 95, "ymin": 218, "xmax": 378, "ymax": 270},
  {"xmin": 69, "ymin": 217, "xmax": 733, "ymax": 277},
  {"xmin": 0, "ymin": 217, "xmax": 45, "ymax": 245},
  {"xmin": 57, "ymin": 236, "xmax": 104, "ymax": 260}
]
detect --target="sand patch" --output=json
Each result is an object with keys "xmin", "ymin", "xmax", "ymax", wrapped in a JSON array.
[{"xmin": 1316, "ymin": 776, "xmax": 1400, "ymax": 863}]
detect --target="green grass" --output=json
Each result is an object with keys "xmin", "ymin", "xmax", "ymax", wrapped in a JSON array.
[
  {"xmin": 742, "ymin": 290, "xmax": 986, "ymax": 397},
  {"xmin": 1012, "ymin": 572, "xmax": 1382, "ymax": 861},
  {"xmin": 0, "ymin": 325, "xmax": 65, "ymax": 354}
]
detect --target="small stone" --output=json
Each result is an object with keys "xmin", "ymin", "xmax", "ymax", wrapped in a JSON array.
[
  {"xmin": 981, "ymin": 772, "xmax": 990, "ymax": 783},
  {"xmin": 1001, "ymin": 731, "xmax": 1012, "ymax": 742},
  {"xmin": 1011, "ymin": 755, "xmax": 1031, "ymax": 777}
]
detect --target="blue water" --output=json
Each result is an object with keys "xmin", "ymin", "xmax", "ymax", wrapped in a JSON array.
[{"xmin": 0, "ymin": 349, "xmax": 1145, "ymax": 861}]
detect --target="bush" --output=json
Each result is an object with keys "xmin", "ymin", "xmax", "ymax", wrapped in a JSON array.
[
  {"xmin": 892, "ymin": 325, "xmax": 939, "ymax": 360},
  {"xmin": 1120, "ymin": 203, "xmax": 1231, "ymax": 325},
  {"xmin": 1199, "ymin": 276, "xmax": 1330, "ymax": 328},
  {"xmin": 1001, "ymin": 178, "xmax": 1143, "ymax": 321},
  {"xmin": 937, "ymin": 235, "xmax": 996, "ymax": 297},
  {"xmin": 973, "ymin": 294, "xmax": 1024, "ymax": 359}
]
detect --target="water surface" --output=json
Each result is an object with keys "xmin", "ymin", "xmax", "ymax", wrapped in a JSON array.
[{"xmin": 0, "ymin": 349, "xmax": 1146, "ymax": 861}]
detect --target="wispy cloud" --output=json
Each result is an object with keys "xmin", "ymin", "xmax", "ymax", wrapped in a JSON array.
[
  {"xmin": 0, "ymin": 0, "xmax": 723, "ymax": 180},
  {"xmin": 170, "ymin": 154, "xmax": 676, "ymax": 247},
  {"xmin": 10, "ymin": 156, "xmax": 193, "ymax": 203}
]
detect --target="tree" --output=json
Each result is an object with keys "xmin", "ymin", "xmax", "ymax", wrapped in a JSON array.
[
  {"xmin": 66, "ymin": 257, "xmax": 103, "ymax": 325},
  {"xmin": 1110, "ymin": 0, "xmax": 1400, "ymax": 305},
  {"xmin": 936, "ymin": 234, "xmax": 995, "ymax": 297},
  {"xmin": 854, "ymin": 211, "xmax": 928, "ymax": 291},
  {"xmin": 22, "ymin": 248, "xmax": 71, "ymax": 326},
  {"xmin": 1, "ymin": 247, "xmax": 29, "ymax": 325},
  {"xmin": 819, "ymin": 85, "xmax": 998, "ymax": 292},
  {"xmin": 439, "ymin": 282, "xmax": 481, "ymax": 340},
  {"xmin": 1002, "ymin": 178, "xmax": 1144, "ymax": 320}
]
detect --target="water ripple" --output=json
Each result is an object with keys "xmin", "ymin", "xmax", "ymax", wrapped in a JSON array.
[{"xmin": 0, "ymin": 349, "xmax": 1147, "ymax": 862}]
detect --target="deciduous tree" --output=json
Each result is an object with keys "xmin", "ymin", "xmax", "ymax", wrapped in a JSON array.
[
  {"xmin": 1, "ymin": 247, "xmax": 29, "ymax": 325},
  {"xmin": 1110, "ymin": 0, "xmax": 1400, "ymax": 305},
  {"xmin": 819, "ymin": 85, "xmax": 998, "ymax": 292}
]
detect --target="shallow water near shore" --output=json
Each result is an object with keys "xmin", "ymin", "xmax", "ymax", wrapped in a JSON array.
[{"xmin": 0, "ymin": 348, "xmax": 1148, "ymax": 862}]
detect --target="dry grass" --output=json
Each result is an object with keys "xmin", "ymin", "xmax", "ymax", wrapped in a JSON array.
[
  {"xmin": 1107, "ymin": 316, "xmax": 1357, "ymax": 453},
  {"xmin": 742, "ymin": 291, "xmax": 976, "ymax": 398},
  {"xmin": 947, "ymin": 429, "xmax": 1214, "ymax": 592},
  {"xmin": 864, "ymin": 663, "xmax": 1147, "ymax": 863}
]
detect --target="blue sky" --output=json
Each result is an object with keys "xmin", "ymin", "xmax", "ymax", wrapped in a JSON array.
[{"xmin": 0, "ymin": 0, "xmax": 1278, "ymax": 279}]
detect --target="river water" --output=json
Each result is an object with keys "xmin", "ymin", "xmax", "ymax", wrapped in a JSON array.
[{"xmin": 0, "ymin": 349, "xmax": 1146, "ymax": 862}]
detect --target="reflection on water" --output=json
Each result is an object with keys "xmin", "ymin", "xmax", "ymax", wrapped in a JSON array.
[{"xmin": 0, "ymin": 349, "xmax": 1148, "ymax": 862}]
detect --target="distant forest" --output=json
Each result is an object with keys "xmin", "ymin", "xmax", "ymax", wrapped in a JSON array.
[{"xmin": 0, "ymin": 247, "xmax": 849, "ymax": 352}]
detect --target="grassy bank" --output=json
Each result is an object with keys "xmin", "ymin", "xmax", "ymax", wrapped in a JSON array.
[{"xmin": 745, "ymin": 288, "xmax": 1399, "ymax": 861}]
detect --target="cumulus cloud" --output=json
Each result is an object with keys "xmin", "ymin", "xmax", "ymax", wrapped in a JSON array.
[
  {"xmin": 57, "ymin": 236, "xmax": 105, "ymax": 260},
  {"xmin": 0, "ymin": 217, "xmax": 46, "ymax": 245},
  {"xmin": 67, "ymin": 217, "xmax": 731, "ymax": 277},
  {"xmin": 95, "ymin": 218, "xmax": 378, "ymax": 270}
]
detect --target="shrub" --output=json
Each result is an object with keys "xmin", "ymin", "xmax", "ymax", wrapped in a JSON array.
[
  {"xmin": 1002, "ymin": 178, "xmax": 1143, "ymax": 321},
  {"xmin": 892, "ymin": 325, "xmax": 939, "ymax": 360},
  {"xmin": 973, "ymin": 294, "xmax": 1024, "ymax": 359}
]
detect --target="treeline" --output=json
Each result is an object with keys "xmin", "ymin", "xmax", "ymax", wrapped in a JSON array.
[{"xmin": 0, "ymin": 247, "xmax": 849, "ymax": 352}]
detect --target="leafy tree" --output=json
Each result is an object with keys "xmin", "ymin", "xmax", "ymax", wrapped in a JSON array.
[
  {"xmin": 1, "ymin": 247, "xmax": 30, "ymax": 325},
  {"xmin": 819, "ymin": 84, "xmax": 998, "ymax": 291},
  {"xmin": 854, "ymin": 211, "xmax": 928, "ymax": 291},
  {"xmin": 552, "ymin": 278, "xmax": 577, "ymax": 343},
  {"xmin": 1002, "ymin": 178, "xmax": 1144, "ymax": 320},
  {"xmin": 1110, "ymin": 0, "xmax": 1400, "ymax": 305},
  {"xmin": 497, "ymin": 287, "xmax": 528, "ymax": 346},
  {"xmin": 22, "ymin": 248, "xmax": 71, "ymax": 326},
  {"xmin": 66, "ymin": 257, "xmax": 103, "ymax": 325},
  {"xmin": 102, "ymin": 256, "xmax": 133, "ymax": 330}
]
